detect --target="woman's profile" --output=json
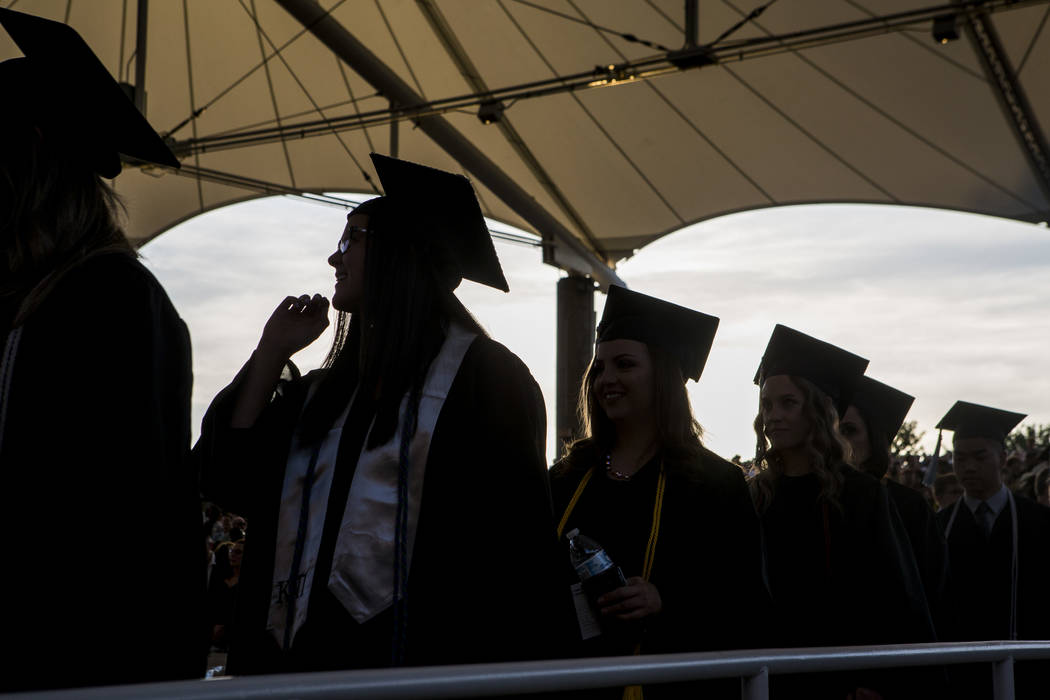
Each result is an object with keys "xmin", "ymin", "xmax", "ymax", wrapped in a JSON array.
[{"xmin": 195, "ymin": 154, "xmax": 571, "ymax": 674}]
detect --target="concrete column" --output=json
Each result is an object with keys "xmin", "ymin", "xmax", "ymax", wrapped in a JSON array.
[{"xmin": 556, "ymin": 274, "xmax": 595, "ymax": 458}]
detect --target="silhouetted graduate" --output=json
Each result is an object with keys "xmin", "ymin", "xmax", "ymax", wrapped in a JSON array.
[
  {"xmin": 751, "ymin": 326, "xmax": 936, "ymax": 699},
  {"xmin": 194, "ymin": 155, "xmax": 571, "ymax": 675},
  {"xmin": 841, "ymin": 376, "xmax": 951, "ymax": 637},
  {"xmin": 935, "ymin": 401, "xmax": 1050, "ymax": 699},
  {"xmin": 551, "ymin": 286, "xmax": 768, "ymax": 699},
  {"xmin": 0, "ymin": 8, "xmax": 201, "ymax": 692}
]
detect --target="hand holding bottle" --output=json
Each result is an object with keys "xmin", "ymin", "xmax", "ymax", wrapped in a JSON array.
[{"xmin": 596, "ymin": 576, "xmax": 662, "ymax": 620}]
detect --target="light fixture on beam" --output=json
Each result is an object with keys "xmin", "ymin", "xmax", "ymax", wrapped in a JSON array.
[
  {"xmin": 477, "ymin": 100, "xmax": 505, "ymax": 125},
  {"xmin": 932, "ymin": 14, "xmax": 959, "ymax": 45}
]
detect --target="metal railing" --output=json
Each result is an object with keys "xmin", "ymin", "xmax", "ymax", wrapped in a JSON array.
[{"xmin": 8, "ymin": 641, "xmax": 1050, "ymax": 700}]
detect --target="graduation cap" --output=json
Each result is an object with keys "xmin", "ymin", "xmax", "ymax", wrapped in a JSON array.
[
  {"xmin": 936, "ymin": 401, "xmax": 1025, "ymax": 444},
  {"xmin": 0, "ymin": 8, "xmax": 179, "ymax": 178},
  {"xmin": 754, "ymin": 324, "xmax": 869, "ymax": 416},
  {"xmin": 924, "ymin": 400, "xmax": 1026, "ymax": 487},
  {"xmin": 369, "ymin": 153, "xmax": 509, "ymax": 292},
  {"xmin": 851, "ymin": 376, "xmax": 914, "ymax": 449},
  {"xmin": 596, "ymin": 285, "xmax": 718, "ymax": 382}
]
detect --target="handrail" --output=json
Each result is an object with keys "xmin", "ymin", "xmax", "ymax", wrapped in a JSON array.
[{"xmin": 7, "ymin": 641, "xmax": 1050, "ymax": 700}]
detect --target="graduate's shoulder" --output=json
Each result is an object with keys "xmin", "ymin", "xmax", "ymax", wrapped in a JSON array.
[
  {"xmin": 38, "ymin": 252, "xmax": 184, "ymax": 348},
  {"xmin": 935, "ymin": 501, "xmax": 956, "ymax": 529},
  {"xmin": 1014, "ymin": 494, "xmax": 1050, "ymax": 531},
  {"xmin": 549, "ymin": 442, "xmax": 599, "ymax": 484},
  {"xmin": 885, "ymin": 478, "xmax": 933, "ymax": 517},
  {"xmin": 687, "ymin": 446, "xmax": 747, "ymax": 487},
  {"xmin": 838, "ymin": 464, "xmax": 893, "ymax": 517},
  {"xmin": 885, "ymin": 478, "xmax": 924, "ymax": 501},
  {"xmin": 461, "ymin": 333, "xmax": 533, "ymax": 377},
  {"xmin": 840, "ymin": 463, "xmax": 885, "ymax": 494},
  {"xmin": 59, "ymin": 251, "xmax": 174, "ymax": 308},
  {"xmin": 457, "ymin": 333, "xmax": 542, "ymax": 403}
]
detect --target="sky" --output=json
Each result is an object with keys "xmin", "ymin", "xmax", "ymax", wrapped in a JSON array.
[{"xmin": 140, "ymin": 198, "xmax": 1050, "ymax": 464}]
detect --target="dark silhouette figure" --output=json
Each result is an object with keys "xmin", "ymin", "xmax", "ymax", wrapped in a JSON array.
[
  {"xmin": 751, "ymin": 326, "xmax": 936, "ymax": 700},
  {"xmin": 195, "ymin": 155, "xmax": 571, "ymax": 675},
  {"xmin": 0, "ymin": 9, "xmax": 202, "ymax": 691},
  {"xmin": 840, "ymin": 377, "xmax": 951, "ymax": 639}
]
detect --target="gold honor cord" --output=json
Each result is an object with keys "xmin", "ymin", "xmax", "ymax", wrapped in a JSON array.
[
  {"xmin": 556, "ymin": 464, "xmax": 667, "ymax": 700},
  {"xmin": 556, "ymin": 467, "xmax": 595, "ymax": 540}
]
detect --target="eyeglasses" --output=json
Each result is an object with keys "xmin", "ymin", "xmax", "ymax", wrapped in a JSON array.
[{"xmin": 338, "ymin": 225, "xmax": 370, "ymax": 254}]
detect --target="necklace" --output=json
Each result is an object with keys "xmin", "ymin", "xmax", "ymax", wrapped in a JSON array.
[{"xmin": 604, "ymin": 453, "xmax": 634, "ymax": 481}]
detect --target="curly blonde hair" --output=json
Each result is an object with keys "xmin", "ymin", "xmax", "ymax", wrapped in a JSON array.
[{"xmin": 749, "ymin": 375, "xmax": 851, "ymax": 513}]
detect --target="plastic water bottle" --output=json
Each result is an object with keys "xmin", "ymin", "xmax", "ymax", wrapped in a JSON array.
[{"xmin": 565, "ymin": 528, "xmax": 627, "ymax": 603}]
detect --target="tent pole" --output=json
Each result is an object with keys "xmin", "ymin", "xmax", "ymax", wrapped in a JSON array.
[
  {"xmin": 685, "ymin": 0, "xmax": 699, "ymax": 47},
  {"xmin": 556, "ymin": 274, "xmax": 595, "ymax": 458},
  {"xmin": 956, "ymin": 5, "xmax": 1050, "ymax": 207},
  {"xmin": 389, "ymin": 100, "xmax": 399, "ymax": 158},
  {"xmin": 272, "ymin": 0, "xmax": 623, "ymax": 289},
  {"xmin": 134, "ymin": 0, "xmax": 148, "ymax": 113}
]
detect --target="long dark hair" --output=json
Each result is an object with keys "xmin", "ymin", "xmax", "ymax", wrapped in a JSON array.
[
  {"xmin": 559, "ymin": 341, "xmax": 705, "ymax": 479},
  {"xmin": 298, "ymin": 197, "xmax": 486, "ymax": 446},
  {"xmin": 750, "ymin": 375, "xmax": 849, "ymax": 513},
  {"xmin": 1, "ymin": 113, "xmax": 131, "ymax": 328}
]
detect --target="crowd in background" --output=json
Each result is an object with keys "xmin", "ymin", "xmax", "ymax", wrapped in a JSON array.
[
  {"xmin": 735, "ymin": 429, "xmax": 1050, "ymax": 513},
  {"xmin": 203, "ymin": 504, "xmax": 246, "ymax": 656}
]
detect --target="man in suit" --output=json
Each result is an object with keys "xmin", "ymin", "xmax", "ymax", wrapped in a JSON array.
[{"xmin": 935, "ymin": 401, "xmax": 1050, "ymax": 699}]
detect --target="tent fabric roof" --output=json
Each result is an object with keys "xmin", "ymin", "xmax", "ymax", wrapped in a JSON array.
[{"xmin": 2, "ymin": 0, "xmax": 1049, "ymax": 267}]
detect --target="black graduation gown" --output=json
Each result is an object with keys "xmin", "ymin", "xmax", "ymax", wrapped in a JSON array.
[
  {"xmin": 884, "ymin": 480, "xmax": 951, "ymax": 636},
  {"xmin": 936, "ymin": 495, "xmax": 1050, "ymax": 699},
  {"xmin": 0, "ymin": 253, "xmax": 204, "ymax": 691},
  {"xmin": 760, "ymin": 467, "xmax": 937, "ymax": 700},
  {"xmin": 550, "ymin": 447, "xmax": 770, "ymax": 698},
  {"xmin": 194, "ymin": 334, "xmax": 574, "ymax": 673}
]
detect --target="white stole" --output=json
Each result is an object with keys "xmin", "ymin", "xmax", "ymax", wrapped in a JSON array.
[
  {"xmin": 267, "ymin": 385, "xmax": 354, "ymax": 648},
  {"xmin": 328, "ymin": 324, "xmax": 476, "ymax": 622},
  {"xmin": 266, "ymin": 324, "xmax": 477, "ymax": 648}
]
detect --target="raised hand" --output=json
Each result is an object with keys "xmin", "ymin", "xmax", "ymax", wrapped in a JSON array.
[{"xmin": 257, "ymin": 294, "xmax": 330, "ymax": 361}]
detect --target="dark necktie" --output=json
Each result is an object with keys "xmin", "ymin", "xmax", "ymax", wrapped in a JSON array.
[{"xmin": 975, "ymin": 501, "xmax": 995, "ymax": 538}]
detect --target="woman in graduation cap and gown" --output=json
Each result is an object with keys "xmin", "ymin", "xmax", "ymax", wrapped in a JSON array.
[
  {"xmin": 839, "ymin": 377, "xmax": 951, "ymax": 638},
  {"xmin": 933, "ymin": 401, "xmax": 1050, "ymax": 700},
  {"xmin": 750, "ymin": 326, "xmax": 937, "ymax": 700},
  {"xmin": 194, "ymin": 154, "xmax": 572, "ymax": 674},
  {"xmin": 0, "ymin": 10, "xmax": 203, "ymax": 691},
  {"xmin": 550, "ymin": 286, "xmax": 769, "ymax": 698}
]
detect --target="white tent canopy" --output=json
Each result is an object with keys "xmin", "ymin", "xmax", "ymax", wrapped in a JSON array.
[{"xmin": 2, "ymin": 0, "xmax": 1049, "ymax": 278}]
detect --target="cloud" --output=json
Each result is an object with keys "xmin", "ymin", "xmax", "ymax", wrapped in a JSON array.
[{"xmin": 619, "ymin": 203, "xmax": 1050, "ymax": 458}]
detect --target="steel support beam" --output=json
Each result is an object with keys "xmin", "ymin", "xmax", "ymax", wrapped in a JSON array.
[
  {"xmin": 182, "ymin": 1, "xmax": 1050, "ymax": 161},
  {"xmin": 993, "ymin": 656, "xmax": 1015, "ymax": 700},
  {"xmin": 685, "ymin": 0, "xmax": 699, "ymax": 47},
  {"xmin": 556, "ymin": 275, "xmax": 595, "ymax": 457},
  {"xmin": 22, "ymin": 641, "xmax": 1050, "ymax": 700},
  {"xmin": 133, "ymin": 0, "xmax": 149, "ymax": 113},
  {"xmin": 959, "ymin": 5, "xmax": 1050, "ymax": 207},
  {"xmin": 742, "ymin": 666, "xmax": 769, "ymax": 700},
  {"xmin": 273, "ymin": 0, "xmax": 622, "ymax": 289},
  {"xmin": 415, "ymin": 0, "xmax": 607, "ymax": 260}
]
